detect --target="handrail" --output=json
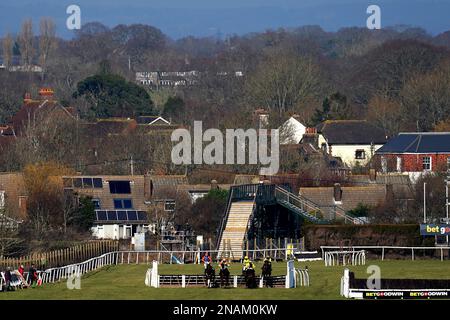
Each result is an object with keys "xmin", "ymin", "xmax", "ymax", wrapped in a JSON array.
[
  {"xmin": 215, "ymin": 187, "xmax": 235, "ymax": 252},
  {"xmin": 274, "ymin": 186, "xmax": 325, "ymax": 221},
  {"xmin": 331, "ymin": 206, "xmax": 366, "ymax": 224},
  {"xmin": 243, "ymin": 188, "xmax": 259, "ymax": 250},
  {"xmin": 275, "ymin": 186, "xmax": 364, "ymax": 224}
]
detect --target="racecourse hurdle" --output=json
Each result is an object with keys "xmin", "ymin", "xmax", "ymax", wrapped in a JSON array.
[
  {"xmin": 324, "ymin": 250, "xmax": 366, "ymax": 267},
  {"xmin": 146, "ymin": 260, "xmax": 304, "ymax": 289}
]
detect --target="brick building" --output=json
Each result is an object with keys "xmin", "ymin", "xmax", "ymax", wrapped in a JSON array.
[{"xmin": 375, "ymin": 132, "xmax": 450, "ymax": 180}]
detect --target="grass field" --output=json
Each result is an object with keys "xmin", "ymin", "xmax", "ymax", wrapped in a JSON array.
[{"xmin": 1, "ymin": 260, "xmax": 450, "ymax": 300}]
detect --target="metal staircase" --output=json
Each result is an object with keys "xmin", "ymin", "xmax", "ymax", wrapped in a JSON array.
[
  {"xmin": 274, "ymin": 186, "xmax": 365, "ymax": 224},
  {"xmin": 274, "ymin": 186, "xmax": 329, "ymax": 224},
  {"xmin": 216, "ymin": 184, "xmax": 365, "ymax": 259}
]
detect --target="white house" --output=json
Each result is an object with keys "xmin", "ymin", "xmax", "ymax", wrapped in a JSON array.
[
  {"xmin": 90, "ymin": 210, "xmax": 151, "ymax": 240},
  {"xmin": 278, "ymin": 115, "xmax": 307, "ymax": 145},
  {"xmin": 316, "ymin": 120, "xmax": 387, "ymax": 167}
]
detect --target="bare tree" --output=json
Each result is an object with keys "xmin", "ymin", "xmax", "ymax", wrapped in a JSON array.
[
  {"xmin": 18, "ymin": 19, "xmax": 35, "ymax": 68},
  {"xmin": 246, "ymin": 50, "xmax": 322, "ymax": 116},
  {"xmin": 39, "ymin": 17, "xmax": 57, "ymax": 78},
  {"xmin": 0, "ymin": 208, "xmax": 24, "ymax": 258},
  {"xmin": 367, "ymin": 95, "xmax": 402, "ymax": 136},
  {"xmin": 2, "ymin": 33, "xmax": 14, "ymax": 68}
]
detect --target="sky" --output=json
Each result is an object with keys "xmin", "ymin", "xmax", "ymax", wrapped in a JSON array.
[{"xmin": 0, "ymin": 0, "xmax": 449, "ymax": 39}]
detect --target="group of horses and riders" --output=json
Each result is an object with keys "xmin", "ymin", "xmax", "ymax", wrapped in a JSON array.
[{"xmin": 201, "ymin": 252, "xmax": 273, "ymax": 288}]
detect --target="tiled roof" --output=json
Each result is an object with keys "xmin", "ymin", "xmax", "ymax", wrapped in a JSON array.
[
  {"xmin": 316, "ymin": 120, "xmax": 387, "ymax": 145},
  {"xmin": 150, "ymin": 175, "xmax": 188, "ymax": 186},
  {"xmin": 233, "ymin": 175, "xmax": 260, "ymax": 185},
  {"xmin": 348, "ymin": 174, "xmax": 414, "ymax": 199},
  {"xmin": 81, "ymin": 119, "xmax": 137, "ymax": 136},
  {"xmin": 376, "ymin": 132, "xmax": 450, "ymax": 154},
  {"xmin": 176, "ymin": 184, "xmax": 232, "ymax": 192},
  {"xmin": 299, "ymin": 185, "xmax": 386, "ymax": 212},
  {"xmin": 11, "ymin": 99, "xmax": 76, "ymax": 136}
]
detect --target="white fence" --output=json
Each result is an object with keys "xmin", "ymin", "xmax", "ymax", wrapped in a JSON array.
[
  {"xmin": 321, "ymin": 246, "xmax": 450, "ymax": 261},
  {"xmin": 2, "ymin": 248, "xmax": 290, "ymax": 290},
  {"xmin": 324, "ymin": 250, "xmax": 366, "ymax": 267}
]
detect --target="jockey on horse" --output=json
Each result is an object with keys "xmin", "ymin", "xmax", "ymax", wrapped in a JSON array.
[
  {"xmin": 201, "ymin": 252, "xmax": 211, "ymax": 269},
  {"xmin": 261, "ymin": 256, "xmax": 273, "ymax": 287},
  {"xmin": 219, "ymin": 258, "xmax": 230, "ymax": 287},
  {"xmin": 204, "ymin": 260, "xmax": 216, "ymax": 288},
  {"xmin": 242, "ymin": 256, "xmax": 257, "ymax": 288}
]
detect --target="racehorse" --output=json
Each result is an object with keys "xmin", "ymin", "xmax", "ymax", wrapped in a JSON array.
[
  {"xmin": 219, "ymin": 266, "xmax": 230, "ymax": 288},
  {"xmin": 244, "ymin": 267, "xmax": 257, "ymax": 289},
  {"xmin": 204, "ymin": 263, "xmax": 216, "ymax": 288},
  {"xmin": 261, "ymin": 260, "xmax": 273, "ymax": 287}
]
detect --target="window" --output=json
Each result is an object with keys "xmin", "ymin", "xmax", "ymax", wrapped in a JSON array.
[
  {"xmin": 109, "ymin": 181, "xmax": 131, "ymax": 194},
  {"xmin": 381, "ymin": 157, "xmax": 387, "ymax": 173},
  {"xmin": 355, "ymin": 149, "xmax": 366, "ymax": 160},
  {"xmin": 423, "ymin": 156, "xmax": 432, "ymax": 171},
  {"xmin": 114, "ymin": 199, "xmax": 133, "ymax": 209},
  {"xmin": 164, "ymin": 201, "xmax": 176, "ymax": 212},
  {"xmin": 92, "ymin": 199, "xmax": 101, "ymax": 210},
  {"xmin": 0, "ymin": 191, "xmax": 5, "ymax": 209},
  {"xmin": 396, "ymin": 156, "xmax": 402, "ymax": 172}
]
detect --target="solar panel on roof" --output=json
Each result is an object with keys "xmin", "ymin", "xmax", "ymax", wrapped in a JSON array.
[
  {"xmin": 107, "ymin": 211, "xmax": 117, "ymax": 220},
  {"xmin": 117, "ymin": 211, "xmax": 127, "ymax": 220},
  {"xmin": 83, "ymin": 178, "xmax": 93, "ymax": 188},
  {"xmin": 377, "ymin": 133, "xmax": 450, "ymax": 153},
  {"xmin": 127, "ymin": 211, "xmax": 138, "ymax": 220},
  {"xmin": 96, "ymin": 211, "xmax": 107, "ymax": 221},
  {"xmin": 137, "ymin": 211, "xmax": 147, "ymax": 220},
  {"xmin": 93, "ymin": 178, "xmax": 103, "ymax": 188}
]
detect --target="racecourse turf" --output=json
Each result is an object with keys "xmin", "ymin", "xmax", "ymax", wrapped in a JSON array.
[{"xmin": 1, "ymin": 259, "xmax": 450, "ymax": 300}]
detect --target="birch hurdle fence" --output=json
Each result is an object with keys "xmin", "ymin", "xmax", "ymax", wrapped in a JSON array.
[{"xmin": 0, "ymin": 240, "xmax": 119, "ymax": 270}]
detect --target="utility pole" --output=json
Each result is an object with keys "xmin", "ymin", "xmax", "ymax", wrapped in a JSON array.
[{"xmin": 423, "ymin": 182, "xmax": 427, "ymax": 223}]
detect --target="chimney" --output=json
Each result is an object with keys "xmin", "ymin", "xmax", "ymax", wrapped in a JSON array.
[
  {"xmin": 210, "ymin": 179, "xmax": 218, "ymax": 190},
  {"xmin": 333, "ymin": 183, "xmax": 342, "ymax": 203},
  {"xmin": 38, "ymin": 88, "xmax": 54, "ymax": 100},
  {"xmin": 305, "ymin": 127, "xmax": 317, "ymax": 134},
  {"xmin": 369, "ymin": 169, "xmax": 377, "ymax": 182},
  {"xmin": 302, "ymin": 127, "xmax": 319, "ymax": 148},
  {"xmin": 18, "ymin": 196, "xmax": 28, "ymax": 219},
  {"xmin": 253, "ymin": 109, "xmax": 269, "ymax": 129},
  {"xmin": 23, "ymin": 92, "xmax": 32, "ymax": 104}
]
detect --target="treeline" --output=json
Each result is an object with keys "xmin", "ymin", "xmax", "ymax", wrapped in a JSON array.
[
  {"xmin": 1, "ymin": 21, "xmax": 450, "ymax": 169},
  {"xmin": 1, "ymin": 21, "xmax": 450, "ymax": 128}
]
